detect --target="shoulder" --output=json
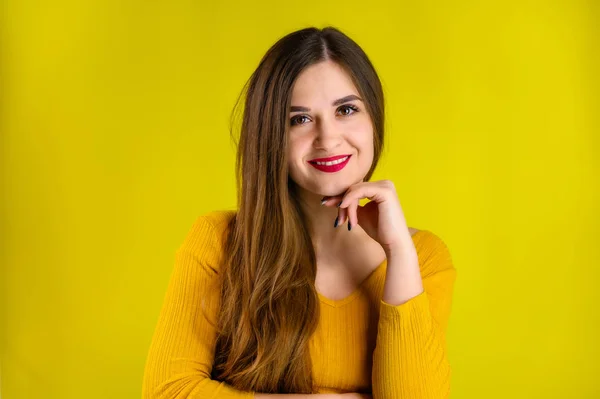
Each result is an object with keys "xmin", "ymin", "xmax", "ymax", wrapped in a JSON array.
[
  {"xmin": 177, "ymin": 209, "xmax": 237, "ymax": 257},
  {"xmin": 198, "ymin": 209, "xmax": 237, "ymax": 231},
  {"xmin": 410, "ymin": 228, "xmax": 456, "ymax": 278}
]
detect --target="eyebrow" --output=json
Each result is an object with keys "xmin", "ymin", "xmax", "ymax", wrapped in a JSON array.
[{"xmin": 290, "ymin": 94, "xmax": 363, "ymax": 113}]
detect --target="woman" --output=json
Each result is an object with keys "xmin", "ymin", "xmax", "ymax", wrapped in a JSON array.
[{"xmin": 142, "ymin": 26, "xmax": 457, "ymax": 399}]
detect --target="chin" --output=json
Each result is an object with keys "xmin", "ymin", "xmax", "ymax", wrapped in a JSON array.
[
  {"xmin": 292, "ymin": 169, "xmax": 368, "ymax": 196},
  {"xmin": 313, "ymin": 182, "xmax": 354, "ymax": 197}
]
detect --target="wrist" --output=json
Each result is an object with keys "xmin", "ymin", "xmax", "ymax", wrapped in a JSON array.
[{"xmin": 383, "ymin": 243, "xmax": 417, "ymax": 259}]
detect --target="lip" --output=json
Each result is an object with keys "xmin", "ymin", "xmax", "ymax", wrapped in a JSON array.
[
  {"xmin": 309, "ymin": 154, "xmax": 351, "ymax": 163},
  {"xmin": 308, "ymin": 155, "xmax": 351, "ymax": 173}
]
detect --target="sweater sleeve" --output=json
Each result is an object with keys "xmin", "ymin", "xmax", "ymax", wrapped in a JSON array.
[
  {"xmin": 142, "ymin": 214, "xmax": 255, "ymax": 399},
  {"xmin": 371, "ymin": 231, "xmax": 457, "ymax": 399}
]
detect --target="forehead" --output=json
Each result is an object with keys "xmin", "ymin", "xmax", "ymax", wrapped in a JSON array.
[{"xmin": 291, "ymin": 60, "xmax": 359, "ymax": 102}]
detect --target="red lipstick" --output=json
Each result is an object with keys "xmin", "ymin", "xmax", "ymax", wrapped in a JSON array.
[{"xmin": 308, "ymin": 154, "xmax": 351, "ymax": 173}]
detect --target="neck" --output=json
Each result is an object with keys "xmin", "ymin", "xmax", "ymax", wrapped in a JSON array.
[{"xmin": 293, "ymin": 185, "xmax": 369, "ymax": 264}]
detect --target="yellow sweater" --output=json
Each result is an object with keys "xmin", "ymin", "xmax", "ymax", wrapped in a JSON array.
[{"xmin": 142, "ymin": 210, "xmax": 457, "ymax": 398}]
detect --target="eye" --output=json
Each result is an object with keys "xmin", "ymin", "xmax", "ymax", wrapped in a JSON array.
[
  {"xmin": 290, "ymin": 115, "xmax": 310, "ymax": 126},
  {"xmin": 337, "ymin": 104, "xmax": 359, "ymax": 116}
]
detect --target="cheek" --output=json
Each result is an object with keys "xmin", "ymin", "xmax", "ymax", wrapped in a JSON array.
[
  {"xmin": 288, "ymin": 136, "xmax": 310, "ymax": 159},
  {"xmin": 349, "ymin": 121, "xmax": 374, "ymax": 151},
  {"xmin": 287, "ymin": 137, "xmax": 308, "ymax": 172}
]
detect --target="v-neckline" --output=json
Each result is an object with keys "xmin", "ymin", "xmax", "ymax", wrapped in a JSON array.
[{"xmin": 316, "ymin": 230, "xmax": 427, "ymax": 308}]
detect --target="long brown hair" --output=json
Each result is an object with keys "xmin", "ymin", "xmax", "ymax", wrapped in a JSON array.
[{"xmin": 209, "ymin": 26, "xmax": 385, "ymax": 394}]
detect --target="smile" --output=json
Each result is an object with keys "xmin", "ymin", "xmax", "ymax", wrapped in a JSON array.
[{"xmin": 308, "ymin": 155, "xmax": 351, "ymax": 173}]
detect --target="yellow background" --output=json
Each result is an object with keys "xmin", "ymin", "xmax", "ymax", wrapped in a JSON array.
[{"xmin": 1, "ymin": 1, "xmax": 598, "ymax": 398}]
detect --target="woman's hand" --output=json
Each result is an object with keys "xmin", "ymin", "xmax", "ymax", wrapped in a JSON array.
[{"xmin": 321, "ymin": 180, "xmax": 413, "ymax": 254}]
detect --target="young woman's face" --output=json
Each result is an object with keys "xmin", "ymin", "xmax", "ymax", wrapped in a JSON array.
[{"xmin": 287, "ymin": 60, "xmax": 374, "ymax": 198}]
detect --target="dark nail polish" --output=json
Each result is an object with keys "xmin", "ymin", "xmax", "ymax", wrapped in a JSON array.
[
  {"xmin": 336, "ymin": 201, "xmax": 342, "ymax": 208},
  {"xmin": 334, "ymin": 216, "xmax": 339, "ymax": 228},
  {"xmin": 348, "ymin": 221, "xmax": 352, "ymax": 231}
]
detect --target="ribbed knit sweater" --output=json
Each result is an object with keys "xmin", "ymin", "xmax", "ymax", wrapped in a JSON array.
[{"xmin": 142, "ymin": 210, "xmax": 457, "ymax": 398}]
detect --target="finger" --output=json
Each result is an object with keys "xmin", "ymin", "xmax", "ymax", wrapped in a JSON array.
[
  {"xmin": 338, "ymin": 183, "xmax": 387, "ymax": 208},
  {"xmin": 320, "ymin": 195, "xmax": 347, "ymax": 227},
  {"xmin": 320, "ymin": 196, "xmax": 333, "ymax": 206},
  {"xmin": 346, "ymin": 198, "xmax": 359, "ymax": 231},
  {"xmin": 338, "ymin": 197, "xmax": 352, "ymax": 226},
  {"xmin": 336, "ymin": 203, "xmax": 347, "ymax": 228},
  {"xmin": 320, "ymin": 195, "xmax": 343, "ymax": 207}
]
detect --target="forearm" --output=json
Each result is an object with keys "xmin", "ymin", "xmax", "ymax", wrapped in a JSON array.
[
  {"xmin": 381, "ymin": 246, "xmax": 422, "ymax": 306},
  {"xmin": 372, "ymin": 286, "xmax": 452, "ymax": 398},
  {"xmin": 373, "ymin": 232, "xmax": 456, "ymax": 398}
]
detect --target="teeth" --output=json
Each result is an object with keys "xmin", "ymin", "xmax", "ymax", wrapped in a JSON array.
[{"xmin": 315, "ymin": 156, "xmax": 348, "ymax": 166}]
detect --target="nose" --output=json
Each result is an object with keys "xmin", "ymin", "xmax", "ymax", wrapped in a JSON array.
[{"xmin": 313, "ymin": 116, "xmax": 342, "ymax": 151}]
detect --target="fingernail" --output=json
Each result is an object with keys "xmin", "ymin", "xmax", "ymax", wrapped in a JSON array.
[
  {"xmin": 336, "ymin": 201, "xmax": 342, "ymax": 208},
  {"xmin": 334, "ymin": 216, "xmax": 339, "ymax": 228},
  {"xmin": 348, "ymin": 221, "xmax": 352, "ymax": 231}
]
